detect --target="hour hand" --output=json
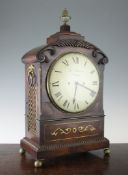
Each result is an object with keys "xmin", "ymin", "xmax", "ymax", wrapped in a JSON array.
[
  {"xmin": 73, "ymin": 98, "xmax": 75, "ymax": 104},
  {"xmin": 73, "ymin": 81, "xmax": 78, "ymax": 103}
]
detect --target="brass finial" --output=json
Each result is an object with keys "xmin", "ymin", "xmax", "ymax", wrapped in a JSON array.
[{"xmin": 61, "ymin": 8, "xmax": 71, "ymax": 25}]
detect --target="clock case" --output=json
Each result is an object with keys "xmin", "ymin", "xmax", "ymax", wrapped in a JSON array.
[{"xmin": 20, "ymin": 24, "xmax": 109, "ymax": 161}]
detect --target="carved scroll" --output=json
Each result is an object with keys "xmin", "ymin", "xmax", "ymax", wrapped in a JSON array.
[
  {"xmin": 37, "ymin": 46, "xmax": 56, "ymax": 63},
  {"xmin": 37, "ymin": 39, "xmax": 108, "ymax": 65},
  {"xmin": 52, "ymin": 39, "xmax": 108, "ymax": 65}
]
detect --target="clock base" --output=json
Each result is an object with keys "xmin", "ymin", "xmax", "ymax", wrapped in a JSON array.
[{"xmin": 20, "ymin": 137, "xmax": 109, "ymax": 161}]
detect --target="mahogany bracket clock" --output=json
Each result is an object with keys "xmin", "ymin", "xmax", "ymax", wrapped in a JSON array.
[{"xmin": 20, "ymin": 9, "xmax": 110, "ymax": 167}]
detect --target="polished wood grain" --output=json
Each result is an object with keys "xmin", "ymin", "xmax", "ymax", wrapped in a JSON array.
[{"xmin": 0, "ymin": 144, "xmax": 128, "ymax": 175}]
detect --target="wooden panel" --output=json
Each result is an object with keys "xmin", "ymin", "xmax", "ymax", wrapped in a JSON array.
[{"xmin": 44, "ymin": 119, "xmax": 103, "ymax": 142}]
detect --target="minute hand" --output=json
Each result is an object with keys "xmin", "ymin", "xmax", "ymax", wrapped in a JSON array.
[{"xmin": 77, "ymin": 82, "xmax": 95, "ymax": 93}]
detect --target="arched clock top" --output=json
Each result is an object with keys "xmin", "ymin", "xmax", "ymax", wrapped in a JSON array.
[
  {"xmin": 36, "ymin": 39, "xmax": 108, "ymax": 65},
  {"xmin": 22, "ymin": 8, "xmax": 108, "ymax": 65},
  {"xmin": 22, "ymin": 40, "xmax": 108, "ymax": 65},
  {"xmin": 52, "ymin": 39, "xmax": 108, "ymax": 65}
]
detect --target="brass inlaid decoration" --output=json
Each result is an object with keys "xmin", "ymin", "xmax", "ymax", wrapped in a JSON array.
[
  {"xmin": 28, "ymin": 64, "xmax": 36, "ymax": 86},
  {"xmin": 51, "ymin": 125, "xmax": 96, "ymax": 137},
  {"xmin": 27, "ymin": 64, "xmax": 37, "ymax": 134},
  {"xmin": 45, "ymin": 120, "xmax": 101, "ymax": 142}
]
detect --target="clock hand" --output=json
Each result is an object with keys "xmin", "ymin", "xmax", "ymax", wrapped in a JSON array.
[
  {"xmin": 73, "ymin": 81, "xmax": 78, "ymax": 103},
  {"xmin": 77, "ymin": 82, "xmax": 94, "ymax": 93}
]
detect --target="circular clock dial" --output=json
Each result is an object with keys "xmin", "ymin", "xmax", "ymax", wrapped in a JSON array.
[{"xmin": 47, "ymin": 53, "xmax": 100, "ymax": 113}]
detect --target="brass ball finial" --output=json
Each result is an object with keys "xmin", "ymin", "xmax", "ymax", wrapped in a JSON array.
[{"xmin": 61, "ymin": 8, "xmax": 71, "ymax": 25}]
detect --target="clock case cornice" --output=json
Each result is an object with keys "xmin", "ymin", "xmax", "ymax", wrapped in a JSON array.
[{"xmin": 22, "ymin": 26, "xmax": 108, "ymax": 66}]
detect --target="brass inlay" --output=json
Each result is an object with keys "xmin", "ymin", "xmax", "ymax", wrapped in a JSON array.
[
  {"xmin": 51, "ymin": 125, "xmax": 96, "ymax": 137},
  {"xmin": 28, "ymin": 64, "xmax": 34, "ymax": 75},
  {"xmin": 28, "ymin": 64, "xmax": 36, "ymax": 86},
  {"xmin": 73, "ymin": 128, "xmax": 77, "ymax": 133},
  {"xmin": 45, "ymin": 120, "xmax": 100, "ymax": 141},
  {"xmin": 27, "ymin": 64, "xmax": 37, "ymax": 134}
]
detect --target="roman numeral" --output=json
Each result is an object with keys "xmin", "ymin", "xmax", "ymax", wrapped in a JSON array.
[
  {"xmin": 72, "ymin": 57, "xmax": 79, "ymax": 64},
  {"xmin": 67, "ymin": 102, "xmax": 70, "ymax": 108},
  {"xmin": 52, "ymin": 81, "xmax": 59, "ymax": 87},
  {"xmin": 90, "ymin": 90, "xmax": 96, "ymax": 97},
  {"xmin": 58, "ymin": 96, "xmax": 63, "ymax": 101},
  {"xmin": 55, "ymin": 91, "xmax": 62, "ymax": 98},
  {"xmin": 92, "ymin": 81, "xmax": 98, "ymax": 85},
  {"xmin": 74, "ymin": 103, "xmax": 79, "ymax": 110},
  {"xmin": 55, "ymin": 91, "xmax": 63, "ymax": 101},
  {"xmin": 63, "ymin": 100, "xmax": 67, "ymax": 107},
  {"xmin": 63, "ymin": 100, "xmax": 70, "ymax": 108},
  {"xmin": 55, "ymin": 70, "xmax": 62, "ymax": 73},
  {"xmin": 85, "ymin": 101, "xmax": 88, "ymax": 105},
  {"xmin": 62, "ymin": 59, "xmax": 69, "ymax": 66},
  {"xmin": 90, "ymin": 70, "xmax": 95, "ymax": 74},
  {"xmin": 84, "ymin": 59, "xmax": 87, "ymax": 66}
]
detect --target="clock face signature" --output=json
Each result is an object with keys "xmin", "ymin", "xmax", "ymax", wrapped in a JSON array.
[{"xmin": 47, "ymin": 53, "xmax": 100, "ymax": 113}]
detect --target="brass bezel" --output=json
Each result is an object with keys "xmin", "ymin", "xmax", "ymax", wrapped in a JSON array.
[{"xmin": 46, "ymin": 52, "xmax": 100, "ymax": 114}]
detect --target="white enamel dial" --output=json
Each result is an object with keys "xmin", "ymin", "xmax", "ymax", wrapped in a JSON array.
[{"xmin": 47, "ymin": 53, "xmax": 100, "ymax": 113}]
